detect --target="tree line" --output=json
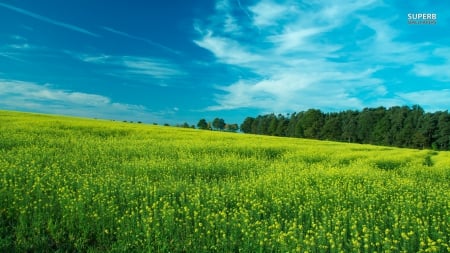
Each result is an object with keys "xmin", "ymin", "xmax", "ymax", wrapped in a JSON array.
[
  {"xmin": 197, "ymin": 118, "xmax": 239, "ymax": 132},
  {"xmin": 239, "ymin": 105, "xmax": 450, "ymax": 150}
]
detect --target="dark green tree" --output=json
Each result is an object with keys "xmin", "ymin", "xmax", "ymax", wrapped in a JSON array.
[
  {"xmin": 321, "ymin": 113, "xmax": 342, "ymax": 140},
  {"xmin": 240, "ymin": 117, "xmax": 255, "ymax": 133},
  {"xmin": 212, "ymin": 118, "xmax": 226, "ymax": 130},
  {"xmin": 294, "ymin": 112, "xmax": 305, "ymax": 138},
  {"xmin": 275, "ymin": 114, "xmax": 289, "ymax": 136},
  {"xmin": 239, "ymin": 105, "xmax": 450, "ymax": 150},
  {"xmin": 372, "ymin": 113, "xmax": 391, "ymax": 146},
  {"xmin": 197, "ymin": 118, "xmax": 208, "ymax": 130},
  {"xmin": 268, "ymin": 114, "xmax": 278, "ymax": 136},
  {"xmin": 417, "ymin": 113, "xmax": 438, "ymax": 148},
  {"xmin": 435, "ymin": 111, "xmax": 450, "ymax": 150},
  {"xmin": 286, "ymin": 112, "xmax": 298, "ymax": 137},
  {"xmin": 389, "ymin": 106, "xmax": 409, "ymax": 147},
  {"xmin": 225, "ymin": 123, "xmax": 239, "ymax": 132},
  {"xmin": 341, "ymin": 110, "xmax": 358, "ymax": 143},
  {"xmin": 300, "ymin": 109, "xmax": 324, "ymax": 139}
]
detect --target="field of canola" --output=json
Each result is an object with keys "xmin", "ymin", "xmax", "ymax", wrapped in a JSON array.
[{"xmin": 0, "ymin": 110, "xmax": 449, "ymax": 252}]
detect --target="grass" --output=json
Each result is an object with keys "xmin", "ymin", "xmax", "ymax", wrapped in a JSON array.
[{"xmin": 0, "ymin": 110, "xmax": 449, "ymax": 252}]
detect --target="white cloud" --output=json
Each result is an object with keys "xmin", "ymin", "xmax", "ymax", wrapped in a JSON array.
[
  {"xmin": 397, "ymin": 90, "xmax": 450, "ymax": 111},
  {"xmin": 10, "ymin": 35, "xmax": 27, "ymax": 41},
  {"xmin": 411, "ymin": 47, "xmax": 450, "ymax": 82},
  {"xmin": 195, "ymin": 0, "xmax": 446, "ymax": 113},
  {"xmin": 224, "ymin": 14, "xmax": 240, "ymax": 33},
  {"xmin": 121, "ymin": 56, "xmax": 185, "ymax": 79},
  {"xmin": 268, "ymin": 26, "xmax": 329, "ymax": 53},
  {"xmin": 101, "ymin": 26, "xmax": 181, "ymax": 55},
  {"xmin": 412, "ymin": 64, "xmax": 450, "ymax": 82},
  {"xmin": 0, "ymin": 2, "xmax": 99, "ymax": 37},
  {"xmin": 207, "ymin": 69, "xmax": 382, "ymax": 112},
  {"xmin": 194, "ymin": 32, "xmax": 263, "ymax": 65},
  {"xmin": 0, "ymin": 79, "xmax": 158, "ymax": 121},
  {"xmin": 78, "ymin": 54, "xmax": 185, "ymax": 80},
  {"xmin": 249, "ymin": 0, "xmax": 291, "ymax": 27},
  {"xmin": 0, "ymin": 52, "xmax": 26, "ymax": 62},
  {"xmin": 8, "ymin": 43, "xmax": 31, "ymax": 49}
]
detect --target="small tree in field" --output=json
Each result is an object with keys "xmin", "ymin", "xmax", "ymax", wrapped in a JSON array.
[
  {"xmin": 197, "ymin": 119, "xmax": 208, "ymax": 130},
  {"xmin": 212, "ymin": 118, "xmax": 225, "ymax": 130},
  {"xmin": 225, "ymin": 123, "xmax": 239, "ymax": 132}
]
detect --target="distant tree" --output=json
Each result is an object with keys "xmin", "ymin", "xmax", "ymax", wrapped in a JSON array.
[
  {"xmin": 321, "ymin": 113, "xmax": 342, "ymax": 140},
  {"xmin": 435, "ymin": 111, "xmax": 450, "ymax": 150},
  {"xmin": 267, "ymin": 114, "xmax": 278, "ymax": 135},
  {"xmin": 286, "ymin": 112, "xmax": 298, "ymax": 137},
  {"xmin": 251, "ymin": 117, "xmax": 259, "ymax": 134},
  {"xmin": 212, "ymin": 118, "xmax": 226, "ymax": 130},
  {"xmin": 341, "ymin": 110, "xmax": 358, "ymax": 143},
  {"xmin": 275, "ymin": 114, "xmax": 289, "ymax": 136},
  {"xmin": 412, "ymin": 131, "xmax": 427, "ymax": 149},
  {"xmin": 255, "ymin": 115, "xmax": 270, "ymax": 135},
  {"xmin": 225, "ymin": 123, "xmax": 239, "ymax": 132},
  {"xmin": 239, "ymin": 105, "xmax": 450, "ymax": 150},
  {"xmin": 197, "ymin": 118, "xmax": 208, "ymax": 130},
  {"xmin": 164, "ymin": 123, "xmax": 170, "ymax": 126},
  {"xmin": 357, "ymin": 108, "xmax": 378, "ymax": 144},
  {"xmin": 240, "ymin": 117, "xmax": 255, "ymax": 133},
  {"xmin": 182, "ymin": 122, "xmax": 190, "ymax": 128},
  {"xmin": 372, "ymin": 113, "xmax": 391, "ymax": 146},
  {"xmin": 294, "ymin": 112, "xmax": 305, "ymax": 138},
  {"xmin": 302, "ymin": 109, "xmax": 324, "ymax": 139},
  {"xmin": 418, "ymin": 113, "xmax": 438, "ymax": 148},
  {"xmin": 389, "ymin": 106, "xmax": 409, "ymax": 146}
]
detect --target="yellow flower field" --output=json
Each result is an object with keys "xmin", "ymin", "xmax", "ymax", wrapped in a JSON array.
[{"xmin": 0, "ymin": 110, "xmax": 449, "ymax": 252}]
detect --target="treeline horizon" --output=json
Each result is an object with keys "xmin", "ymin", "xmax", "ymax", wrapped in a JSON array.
[{"xmin": 239, "ymin": 105, "xmax": 450, "ymax": 151}]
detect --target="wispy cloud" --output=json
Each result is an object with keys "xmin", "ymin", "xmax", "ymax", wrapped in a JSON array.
[
  {"xmin": 397, "ymin": 89, "xmax": 450, "ymax": 111},
  {"xmin": 249, "ymin": 0, "xmax": 291, "ymax": 28},
  {"xmin": 102, "ymin": 26, "xmax": 181, "ymax": 55},
  {"xmin": 194, "ymin": 31, "xmax": 263, "ymax": 65},
  {"xmin": 0, "ymin": 52, "xmax": 27, "ymax": 62},
  {"xmin": 195, "ymin": 0, "xmax": 449, "ymax": 113},
  {"xmin": 121, "ymin": 57, "xmax": 185, "ymax": 79},
  {"xmin": 0, "ymin": 2, "xmax": 99, "ymax": 37},
  {"xmin": 411, "ymin": 47, "xmax": 450, "ymax": 82},
  {"xmin": 0, "ymin": 79, "xmax": 158, "ymax": 121},
  {"xmin": 77, "ymin": 53, "xmax": 185, "ymax": 82},
  {"xmin": 412, "ymin": 64, "xmax": 450, "ymax": 82}
]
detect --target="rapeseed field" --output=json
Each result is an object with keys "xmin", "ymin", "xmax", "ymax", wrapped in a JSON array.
[{"xmin": 0, "ymin": 110, "xmax": 449, "ymax": 252}]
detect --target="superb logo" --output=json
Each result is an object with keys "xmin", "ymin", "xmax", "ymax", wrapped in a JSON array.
[{"xmin": 407, "ymin": 13, "xmax": 437, "ymax": 25}]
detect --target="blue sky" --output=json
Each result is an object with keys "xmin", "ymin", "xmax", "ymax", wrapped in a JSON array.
[{"xmin": 0, "ymin": 0, "xmax": 449, "ymax": 125}]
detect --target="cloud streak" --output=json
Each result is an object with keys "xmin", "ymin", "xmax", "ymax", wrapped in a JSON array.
[
  {"xmin": 0, "ymin": 79, "xmax": 158, "ymax": 121},
  {"xmin": 0, "ymin": 2, "xmax": 99, "ymax": 37},
  {"xmin": 102, "ymin": 26, "xmax": 181, "ymax": 55},
  {"xmin": 79, "ymin": 54, "xmax": 185, "ymax": 80},
  {"xmin": 195, "ymin": 0, "xmax": 449, "ymax": 113}
]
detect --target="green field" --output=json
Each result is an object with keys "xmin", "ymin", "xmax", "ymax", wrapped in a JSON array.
[{"xmin": 0, "ymin": 110, "xmax": 449, "ymax": 252}]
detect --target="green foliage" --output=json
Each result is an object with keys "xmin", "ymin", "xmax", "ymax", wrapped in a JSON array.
[
  {"xmin": 240, "ymin": 117, "xmax": 254, "ymax": 133},
  {"xmin": 212, "ymin": 118, "xmax": 225, "ymax": 131},
  {"xmin": 196, "ymin": 118, "xmax": 208, "ymax": 130},
  {"xmin": 243, "ymin": 105, "xmax": 450, "ymax": 150},
  {"xmin": 1, "ymin": 110, "xmax": 449, "ymax": 252},
  {"xmin": 224, "ymin": 123, "xmax": 239, "ymax": 132}
]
